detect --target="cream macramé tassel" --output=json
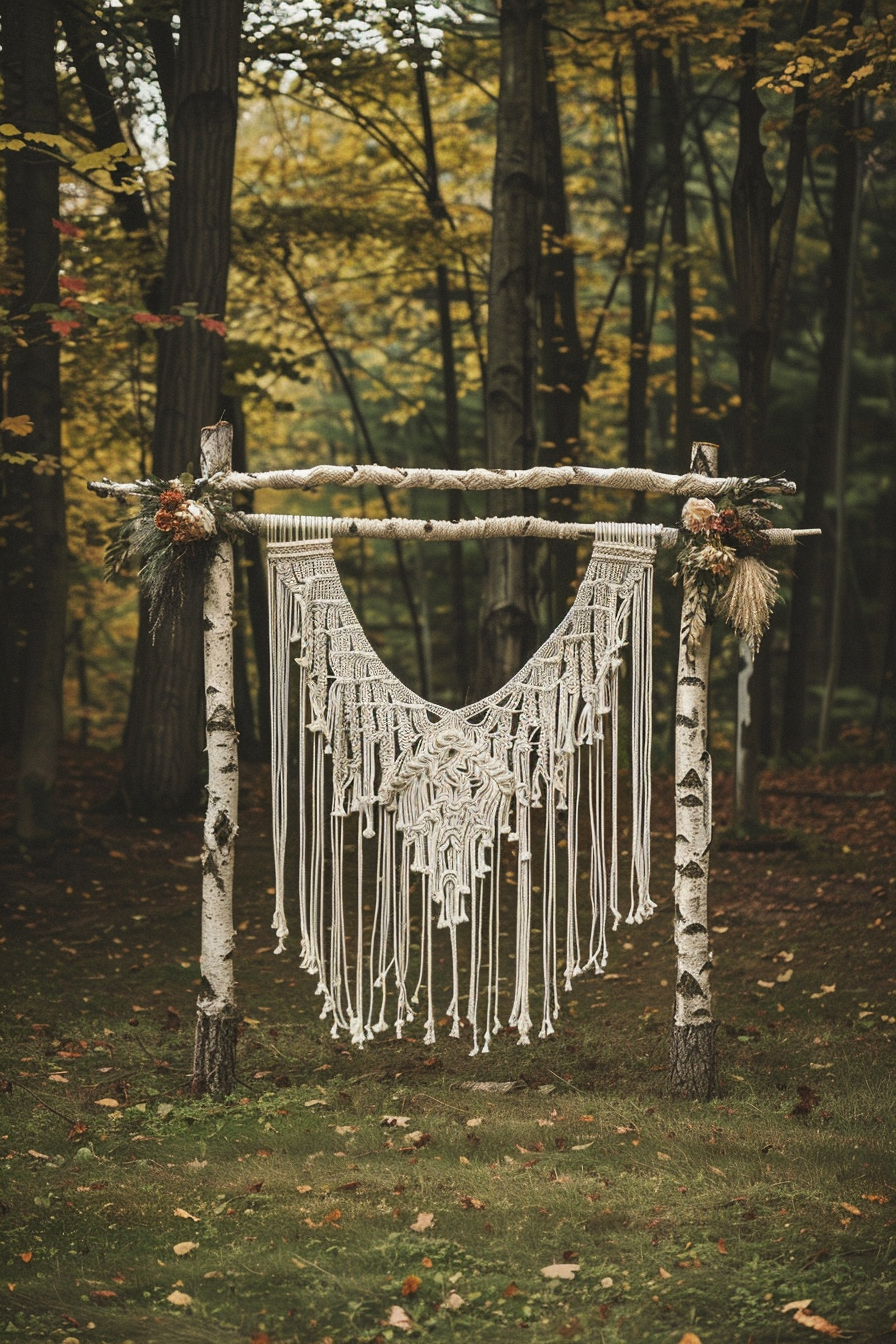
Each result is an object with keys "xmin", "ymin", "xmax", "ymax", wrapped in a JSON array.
[
  {"xmin": 266, "ymin": 518, "xmax": 660, "ymax": 1051},
  {"xmin": 718, "ymin": 555, "xmax": 779, "ymax": 653}
]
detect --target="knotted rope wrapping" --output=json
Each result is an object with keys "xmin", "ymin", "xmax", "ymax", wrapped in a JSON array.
[{"xmin": 267, "ymin": 517, "xmax": 660, "ymax": 1052}]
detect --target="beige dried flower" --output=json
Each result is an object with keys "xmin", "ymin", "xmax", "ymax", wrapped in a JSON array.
[
  {"xmin": 681, "ymin": 497, "xmax": 717, "ymax": 532},
  {"xmin": 694, "ymin": 543, "xmax": 737, "ymax": 576}
]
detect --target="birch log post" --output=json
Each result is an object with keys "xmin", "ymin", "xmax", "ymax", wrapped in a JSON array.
[
  {"xmin": 192, "ymin": 421, "xmax": 239, "ymax": 1096},
  {"xmin": 670, "ymin": 441, "xmax": 720, "ymax": 1101}
]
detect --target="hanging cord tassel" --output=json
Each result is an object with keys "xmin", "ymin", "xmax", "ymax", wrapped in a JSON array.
[{"xmin": 264, "ymin": 515, "xmax": 659, "ymax": 1048}]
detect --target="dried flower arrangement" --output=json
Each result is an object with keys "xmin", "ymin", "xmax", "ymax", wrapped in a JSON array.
[
  {"xmin": 104, "ymin": 472, "xmax": 230, "ymax": 632},
  {"xmin": 674, "ymin": 476, "xmax": 788, "ymax": 653}
]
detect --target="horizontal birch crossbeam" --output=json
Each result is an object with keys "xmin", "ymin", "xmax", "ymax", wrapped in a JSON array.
[
  {"xmin": 87, "ymin": 461, "xmax": 797, "ymax": 500},
  {"xmin": 230, "ymin": 512, "xmax": 820, "ymax": 546}
]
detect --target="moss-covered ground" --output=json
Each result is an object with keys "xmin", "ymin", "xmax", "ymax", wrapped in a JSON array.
[{"xmin": 1, "ymin": 752, "xmax": 895, "ymax": 1344}]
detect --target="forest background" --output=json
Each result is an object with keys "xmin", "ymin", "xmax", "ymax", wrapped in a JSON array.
[{"xmin": 1, "ymin": 0, "xmax": 894, "ymax": 838}]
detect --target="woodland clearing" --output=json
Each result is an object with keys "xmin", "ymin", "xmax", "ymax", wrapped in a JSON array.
[{"xmin": 1, "ymin": 754, "xmax": 894, "ymax": 1343}]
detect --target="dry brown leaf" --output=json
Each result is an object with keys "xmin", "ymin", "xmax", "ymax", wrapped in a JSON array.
[
  {"xmin": 862, "ymin": 1193, "xmax": 889, "ymax": 1204},
  {"xmin": 677, "ymin": 1335, "xmax": 703, "ymax": 1344},
  {"xmin": 410, "ymin": 1211, "xmax": 434, "ymax": 1233},
  {"xmin": 717, "ymin": 1238, "xmax": 727, "ymax": 1254},
  {"xmin": 166, "ymin": 1290, "xmax": 193, "ymax": 1307},
  {"xmin": 782, "ymin": 1300, "xmax": 813, "ymax": 1312},
  {"xmin": 460, "ymin": 1196, "xmax": 485, "ymax": 1210},
  {"xmin": 173, "ymin": 1241, "xmax": 198, "ymax": 1256},
  {"xmin": 95, "ymin": 1098, "xmax": 119, "ymax": 1108},
  {"xmin": 17, "ymin": 1253, "xmax": 32, "ymax": 1264},
  {"xmin": 793, "ymin": 1307, "xmax": 843, "ymax": 1337},
  {"xmin": 382, "ymin": 1115, "xmax": 410, "ymax": 1128},
  {"xmin": 659, "ymin": 1267, "xmax": 671, "ymax": 1279},
  {"xmin": 173, "ymin": 1208, "xmax": 199, "ymax": 1221},
  {"xmin": 839, "ymin": 1202, "xmax": 862, "ymax": 1217},
  {"xmin": 401, "ymin": 1275, "xmax": 422, "ymax": 1296},
  {"xmin": 386, "ymin": 1304, "xmax": 413, "ymax": 1331},
  {"xmin": 503, "ymin": 1282, "xmax": 520, "ymax": 1298},
  {"xmin": 443, "ymin": 1290, "xmax": 465, "ymax": 1310},
  {"xmin": 296, "ymin": 1184, "xmax": 312, "ymax": 1194},
  {"xmin": 541, "ymin": 1263, "xmax": 579, "ymax": 1279}
]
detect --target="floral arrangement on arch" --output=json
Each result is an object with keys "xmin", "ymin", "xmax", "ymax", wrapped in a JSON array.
[
  {"xmin": 104, "ymin": 472, "xmax": 230, "ymax": 633},
  {"xmin": 674, "ymin": 478, "xmax": 787, "ymax": 654}
]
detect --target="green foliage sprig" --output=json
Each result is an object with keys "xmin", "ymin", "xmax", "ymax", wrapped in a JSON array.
[{"xmin": 104, "ymin": 474, "xmax": 232, "ymax": 634}]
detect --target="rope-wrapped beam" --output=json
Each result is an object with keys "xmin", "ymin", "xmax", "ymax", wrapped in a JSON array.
[
  {"xmin": 228, "ymin": 512, "xmax": 818, "ymax": 548},
  {"xmin": 88, "ymin": 462, "xmax": 797, "ymax": 500}
]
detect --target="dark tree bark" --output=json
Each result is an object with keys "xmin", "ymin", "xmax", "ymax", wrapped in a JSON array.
[
  {"xmin": 657, "ymin": 46, "xmax": 693, "ymax": 471},
  {"xmin": 0, "ymin": 1, "xmax": 69, "ymax": 841},
  {"xmin": 670, "ymin": 1021, "xmax": 720, "ymax": 1102},
  {"xmin": 477, "ymin": 0, "xmax": 546, "ymax": 694},
  {"xmin": 121, "ymin": 0, "xmax": 243, "ymax": 814},
  {"xmin": 412, "ymin": 43, "xmax": 468, "ymax": 699},
  {"xmin": 625, "ymin": 43, "xmax": 652, "ymax": 514},
  {"xmin": 782, "ymin": 1, "xmax": 865, "ymax": 756},
  {"xmin": 729, "ymin": 0, "xmax": 815, "ymax": 824},
  {"xmin": 539, "ymin": 21, "xmax": 585, "ymax": 627},
  {"xmin": 222, "ymin": 395, "xmax": 260, "ymax": 758},
  {"xmin": 58, "ymin": 0, "xmax": 150, "ymax": 236}
]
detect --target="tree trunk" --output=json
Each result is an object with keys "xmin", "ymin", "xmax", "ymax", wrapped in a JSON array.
[
  {"xmin": 539, "ymin": 21, "xmax": 585, "ymax": 628},
  {"xmin": 58, "ymin": 0, "xmax": 150, "ymax": 237},
  {"xmin": 412, "ymin": 45, "xmax": 469, "ymax": 699},
  {"xmin": 670, "ymin": 441, "xmax": 719, "ymax": 1101},
  {"xmin": 626, "ymin": 43, "xmax": 652, "ymax": 516},
  {"xmin": 192, "ymin": 423, "xmax": 239, "ymax": 1096},
  {"xmin": 477, "ymin": 0, "xmax": 546, "ymax": 694},
  {"xmin": 656, "ymin": 46, "xmax": 693, "ymax": 471},
  {"xmin": 781, "ymin": 4, "xmax": 865, "ymax": 756},
  {"xmin": 730, "ymin": 0, "xmax": 814, "ymax": 822},
  {"xmin": 0, "ymin": 1, "xmax": 69, "ymax": 842},
  {"xmin": 816, "ymin": 121, "xmax": 863, "ymax": 754},
  {"xmin": 121, "ymin": 0, "xmax": 242, "ymax": 814}
]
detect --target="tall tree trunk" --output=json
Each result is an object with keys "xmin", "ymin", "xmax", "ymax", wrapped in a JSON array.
[
  {"xmin": 121, "ymin": 0, "xmax": 243, "ymax": 814},
  {"xmin": 816, "ymin": 116, "xmax": 863, "ymax": 754},
  {"xmin": 222, "ymin": 394, "xmax": 260, "ymax": 758},
  {"xmin": 626, "ymin": 43, "xmax": 652, "ymax": 515},
  {"xmin": 539, "ymin": 21, "xmax": 585, "ymax": 628},
  {"xmin": 730, "ymin": 0, "xmax": 814, "ymax": 824},
  {"xmin": 477, "ymin": 0, "xmax": 546, "ymax": 694},
  {"xmin": 781, "ymin": 0, "xmax": 865, "ymax": 756},
  {"xmin": 656, "ymin": 46, "xmax": 693, "ymax": 471},
  {"xmin": 412, "ymin": 43, "xmax": 468, "ymax": 699},
  {"xmin": 0, "ymin": 1, "xmax": 69, "ymax": 841},
  {"xmin": 58, "ymin": 0, "xmax": 150, "ymax": 237}
]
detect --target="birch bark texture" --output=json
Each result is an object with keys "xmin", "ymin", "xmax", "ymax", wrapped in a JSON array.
[
  {"xmin": 670, "ymin": 441, "xmax": 719, "ymax": 1100},
  {"xmin": 192, "ymin": 422, "xmax": 239, "ymax": 1096}
]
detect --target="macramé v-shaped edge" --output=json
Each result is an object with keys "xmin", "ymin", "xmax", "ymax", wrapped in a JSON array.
[{"xmin": 266, "ymin": 520, "xmax": 660, "ymax": 1053}]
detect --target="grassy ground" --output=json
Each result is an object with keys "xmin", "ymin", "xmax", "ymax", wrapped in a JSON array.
[{"xmin": 1, "ymin": 751, "xmax": 895, "ymax": 1344}]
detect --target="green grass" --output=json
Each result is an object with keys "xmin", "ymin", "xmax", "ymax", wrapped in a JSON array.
[{"xmin": 2, "ymin": 759, "xmax": 895, "ymax": 1343}]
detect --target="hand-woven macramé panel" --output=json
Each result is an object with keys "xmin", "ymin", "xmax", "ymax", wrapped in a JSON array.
[{"xmin": 267, "ymin": 521, "xmax": 658, "ymax": 1053}]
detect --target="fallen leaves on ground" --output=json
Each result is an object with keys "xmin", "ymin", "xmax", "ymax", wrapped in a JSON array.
[
  {"xmin": 443, "ymin": 1290, "xmax": 465, "ymax": 1309},
  {"xmin": 166, "ymin": 1290, "xmax": 192, "ymax": 1307},
  {"xmin": 781, "ymin": 1300, "xmax": 843, "ymax": 1337},
  {"xmin": 386, "ymin": 1304, "xmax": 413, "ymax": 1330},
  {"xmin": 94, "ymin": 1098, "xmax": 119, "ymax": 1108},
  {"xmin": 401, "ymin": 1275, "xmax": 422, "ymax": 1296},
  {"xmin": 677, "ymin": 1335, "xmax": 702, "ymax": 1344},
  {"xmin": 382, "ymin": 1115, "xmax": 410, "ymax": 1127},
  {"xmin": 542, "ymin": 1263, "xmax": 579, "ymax": 1280},
  {"xmin": 173, "ymin": 1241, "xmax": 198, "ymax": 1256},
  {"xmin": 789, "ymin": 1085, "xmax": 820, "ymax": 1118},
  {"xmin": 17, "ymin": 1252, "xmax": 32, "ymax": 1263},
  {"xmin": 89, "ymin": 1290, "xmax": 117, "ymax": 1302},
  {"xmin": 410, "ymin": 1211, "xmax": 434, "ymax": 1232},
  {"xmin": 460, "ymin": 1196, "xmax": 485, "ymax": 1210},
  {"xmin": 173, "ymin": 1207, "xmax": 199, "ymax": 1221}
]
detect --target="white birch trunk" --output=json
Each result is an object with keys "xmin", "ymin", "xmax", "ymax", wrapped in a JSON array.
[
  {"xmin": 192, "ymin": 422, "xmax": 239, "ymax": 1095},
  {"xmin": 669, "ymin": 442, "xmax": 719, "ymax": 1099}
]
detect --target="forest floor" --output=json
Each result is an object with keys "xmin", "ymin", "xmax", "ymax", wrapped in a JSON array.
[{"xmin": 0, "ymin": 750, "xmax": 895, "ymax": 1344}]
